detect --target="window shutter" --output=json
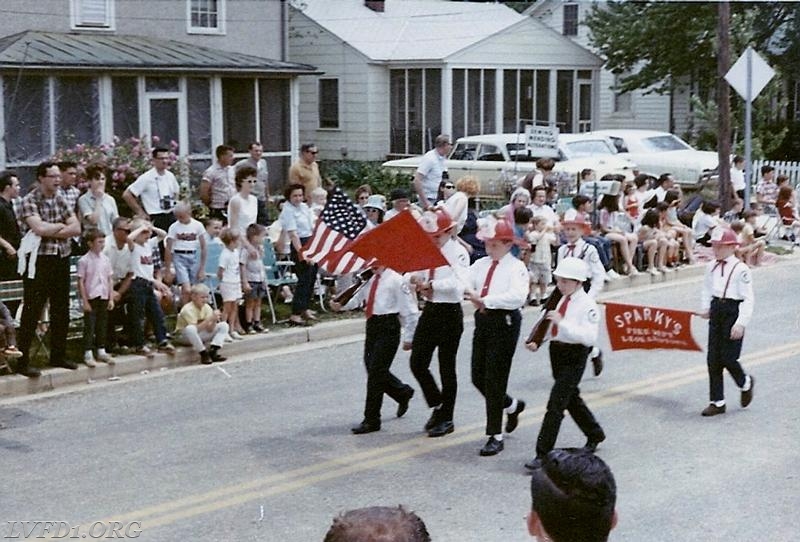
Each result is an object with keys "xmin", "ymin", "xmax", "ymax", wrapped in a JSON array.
[{"xmin": 77, "ymin": 0, "xmax": 110, "ymax": 27}]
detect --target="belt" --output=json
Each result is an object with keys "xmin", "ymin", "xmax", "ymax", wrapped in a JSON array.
[
  {"xmin": 712, "ymin": 296, "xmax": 742, "ymax": 303},
  {"xmin": 368, "ymin": 313, "xmax": 398, "ymax": 320},
  {"xmin": 484, "ymin": 308, "xmax": 518, "ymax": 315},
  {"xmin": 174, "ymin": 250, "xmax": 196, "ymax": 254}
]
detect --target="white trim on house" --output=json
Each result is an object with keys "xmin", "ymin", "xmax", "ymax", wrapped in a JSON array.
[
  {"xmin": 186, "ymin": 0, "xmax": 226, "ymax": 36},
  {"xmin": 70, "ymin": 0, "xmax": 116, "ymax": 31}
]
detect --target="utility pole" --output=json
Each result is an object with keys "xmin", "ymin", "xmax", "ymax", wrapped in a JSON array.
[{"xmin": 716, "ymin": 1, "xmax": 732, "ymax": 210}]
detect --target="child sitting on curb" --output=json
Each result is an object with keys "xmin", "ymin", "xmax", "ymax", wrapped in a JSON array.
[{"xmin": 175, "ymin": 283, "xmax": 228, "ymax": 364}]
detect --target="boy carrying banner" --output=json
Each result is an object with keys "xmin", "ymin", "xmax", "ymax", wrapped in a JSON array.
[{"xmin": 697, "ymin": 228, "xmax": 755, "ymax": 417}]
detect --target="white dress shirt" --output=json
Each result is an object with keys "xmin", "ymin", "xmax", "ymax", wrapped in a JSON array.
[
  {"xmin": 343, "ymin": 268, "xmax": 419, "ymax": 339},
  {"xmin": 701, "ymin": 254, "xmax": 754, "ymax": 328},
  {"xmin": 406, "ymin": 239, "xmax": 469, "ymax": 304},
  {"xmin": 468, "ymin": 252, "xmax": 528, "ymax": 310},
  {"xmin": 557, "ymin": 239, "xmax": 605, "ymax": 300},
  {"xmin": 549, "ymin": 288, "xmax": 600, "ymax": 347}
]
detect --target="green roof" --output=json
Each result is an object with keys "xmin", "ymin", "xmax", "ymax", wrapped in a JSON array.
[{"xmin": 0, "ymin": 30, "xmax": 318, "ymax": 75}]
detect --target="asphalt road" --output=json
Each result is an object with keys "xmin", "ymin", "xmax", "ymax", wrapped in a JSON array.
[{"xmin": 2, "ymin": 260, "xmax": 799, "ymax": 542}]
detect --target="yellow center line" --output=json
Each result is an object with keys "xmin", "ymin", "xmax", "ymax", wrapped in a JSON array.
[{"xmin": 92, "ymin": 341, "xmax": 799, "ymax": 531}]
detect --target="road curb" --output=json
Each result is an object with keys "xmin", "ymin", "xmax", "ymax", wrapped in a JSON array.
[{"xmin": 0, "ymin": 319, "xmax": 365, "ymax": 399}]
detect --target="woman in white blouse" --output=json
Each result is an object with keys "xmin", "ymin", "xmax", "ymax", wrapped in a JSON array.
[{"xmin": 279, "ymin": 183, "xmax": 317, "ymax": 325}]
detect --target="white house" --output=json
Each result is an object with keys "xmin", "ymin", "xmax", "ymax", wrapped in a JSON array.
[
  {"xmin": 289, "ymin": 0, "xmax": 604, "ymax": 161},
  {"xmin": 524, "ymin": 0, "xmax": 697, "ymax": 137},
  {"xmin": 0, "ymin": 0, "xmax": 319, "ymax": 187}
]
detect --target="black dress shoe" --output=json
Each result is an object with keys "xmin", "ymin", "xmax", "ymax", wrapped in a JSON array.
[
  {"xmin": 351, "ymin": 421, "xmax": 381, "ymax": 434},
  {"xmin": 591, "ymin": 351, "xmax": 604, "ymax": 376},
  {"xmin": 701, "ymin": 403, "xmax": 726, "ymax": 417},
  {"xmin": 584, "ymin": 433, "xmax": 606, "ymax": 453},
  {"xmin": 524, "ymin": 457, "xmax": 543, "ymax": 470},
  {"xmin": 15, "ymin": 365, "xmax": 41, "ymax": 378},
  {"xmin": 505, "ymin": 400, "xmax": 525, "ymax": 433},
  {"xmin": 479, "ymin": 436, "xmax": 504, "ymax": 456},
  {"xmin": 52, "ymin": 360, "xmax": 78, "ymax": 370},
  {"xmin": 424, "ymin": 408, "xmax": 441, "ymax": 431},
  {"xmin": 209, "ymin": 348, "xmax": 227, "ymax": 362},
  {"xmin": 427, "ymin": 420, "xmax": 454, "ymax": 438},
  {"xmin": 741, "ymin": 375, "xmax": 754, "ymax": 408},
  {"xmin": 396, "ymin": 388, "xmax": 414, "ymax": 418}
]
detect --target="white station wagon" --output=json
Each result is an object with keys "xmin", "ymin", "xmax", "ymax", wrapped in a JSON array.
[
  {"xmin": 587, "ymin": 129, "xmax": 720, "ymax": 187},
  {"xmin": 381, "ymin": 133, "xmax": 636, "ymax": 197}
]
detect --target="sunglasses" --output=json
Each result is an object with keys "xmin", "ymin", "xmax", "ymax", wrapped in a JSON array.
[
  {"xmin": 307, "ymin": 150, "xmax": 319, "ymax": 155},
  {"xmin": 443, "ymin": 184, "xmax": 455, "ymax": 189},
  {"xmin": 246, "ymin": 180, "xmax": 258, "ymax": 184}
]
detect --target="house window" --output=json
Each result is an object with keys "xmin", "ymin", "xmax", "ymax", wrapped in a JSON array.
[
  {"xmin": 70, "ymin": 0, "xmax": 115, "ymax": 30},
  {"xmin": 613, "ymin": 73, "xmax": 632, "ymax": 114},
  {"xmin": 390, "ymin": 68, "xmax": 441, "ymax": 155},
  {"xmin": 188, "ymin": 0, "xmax": 226, "ymax": 35},
  {"xmin": 563, "ymin": 3, "xmax": 578, "ymax": 36},
  {"xmin": 319, "ymin": 79, "xmax": 339, "ymax": 129},
  {"xmin": 453, "ymin": 69, "xmax": 496, "ymax": 140}
]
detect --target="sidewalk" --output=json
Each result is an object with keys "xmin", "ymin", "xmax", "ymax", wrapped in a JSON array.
[{"xmin": 0, "ymin": 262, "xmax": 710, "ymax": 399}]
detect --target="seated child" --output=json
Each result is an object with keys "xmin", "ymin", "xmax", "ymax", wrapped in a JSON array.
[{"xmin": 175, "ymin": 283, "xmax": 228, "ymax": 364}]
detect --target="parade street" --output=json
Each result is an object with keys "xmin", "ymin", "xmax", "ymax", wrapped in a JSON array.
[{"xmin": 2, "ymin": 259, "xmax": 798, "ymax": 542}]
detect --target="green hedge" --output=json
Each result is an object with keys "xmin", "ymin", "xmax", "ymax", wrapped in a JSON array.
[{"xmin": 319, "ymin": 160, "xmax": 414, "ymax": 199}]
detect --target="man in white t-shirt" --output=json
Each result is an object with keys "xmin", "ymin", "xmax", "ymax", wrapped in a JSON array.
[
  {"xmin": 122, "ymin": 147, "xmax": 181, "ymax": 232},
  {"xmin": 414, "ymin": 135, "xmax": 452, "ymax": 209},
  {"xmin": 165, "ymin": 202, "xmax": 207, "ymax": 305}
]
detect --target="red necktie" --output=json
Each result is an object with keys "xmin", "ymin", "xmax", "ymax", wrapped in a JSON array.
[
  {"xmin": 480, "ymin": 260, "xmax": 499, "ymax": 297},
  {"xmin": 712, "ymin": 260, "xmax": 726, "ymax": 277},
  {"xmin": 552, "ymin": 295, "xmax": 571, "ymax": 337},
  {"xmin": 365, "ymin": 274, "xmax": 380, "ymax": 319},
  {"xmin": 567, "ymin": 244, "xmax": 576, "ymax": 257},
  {"xmin": 428, "ymin": 268, "xmax": 436, "ymax": 281}
]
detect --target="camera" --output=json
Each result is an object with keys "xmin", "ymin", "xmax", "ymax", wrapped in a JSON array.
[
  {"xmin": 160, "ymin": 196, "xmax": 173, "ymax": 211},
  {"xmin": 441, "ymin": 170, "xmax": 449, "ymax": 181}
]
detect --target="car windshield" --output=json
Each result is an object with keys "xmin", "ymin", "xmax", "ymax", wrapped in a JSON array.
[
  {"xmin": 641, "ymin": 135, "xmax": 692, "ymax": 152},
  {"xmin": 563, "ymin": 139, "xmax": 617, "ymax": 158}
]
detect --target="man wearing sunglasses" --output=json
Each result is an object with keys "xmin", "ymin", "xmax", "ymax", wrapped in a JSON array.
[{"xmin": 289, "ymin": 143, "xmax": 322, "ymax": 201}]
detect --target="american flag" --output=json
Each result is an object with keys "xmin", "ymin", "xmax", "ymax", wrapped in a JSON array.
[{"xmin": 302, "ymin": 186, "xmax": 369, "ymax": 274}]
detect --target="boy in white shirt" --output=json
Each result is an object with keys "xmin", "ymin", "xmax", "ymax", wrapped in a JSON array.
[
  {"xmin": 526, "ymin": 216, "xmax": 558, "ymax": 307},
  {"xmin": 165, "ymin": 202, "xmax": 207, "ymax": 306},
  {"xmin": 126, "ymin": 219, "xmax": 175, "ymax": 357}
]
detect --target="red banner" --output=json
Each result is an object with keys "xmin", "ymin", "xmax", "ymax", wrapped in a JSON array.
[{"xmin": 604, "ymin": 302, "xmax": 702, "ymax": 352}]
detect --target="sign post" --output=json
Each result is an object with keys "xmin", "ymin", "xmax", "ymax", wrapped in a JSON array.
[{"xmin": 724, "ymin": 46, "xmax": 775, "ymax": 209}]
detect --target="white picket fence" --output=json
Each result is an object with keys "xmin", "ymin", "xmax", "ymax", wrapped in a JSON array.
[{"xmin": 749, "ymin": 160, "xmax": 800, "ymax": 187}]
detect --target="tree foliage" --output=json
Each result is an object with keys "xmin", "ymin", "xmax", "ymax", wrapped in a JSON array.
[
  {"xmin": 585, "ymin": 1, "xmax": 797, "ymax": 95},
  {"xmin": 585, "ymin": 1, "xmax": 800, "ymax": 159}
]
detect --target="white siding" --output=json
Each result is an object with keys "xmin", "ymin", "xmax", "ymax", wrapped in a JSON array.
[
  {"xmin": 0, "ymin": 0, "xmax": 284, "ymax": 60},
  {"xmin": 449, "ymin": 20, "xmax": 601, "ymax": 68},
  {"xmin": 289, "ymin": 11, "xmax": 387, "ymax": 161},
  {"xmin": 596, "ymin": 70, "xmax": 670, "ymax": 131}
]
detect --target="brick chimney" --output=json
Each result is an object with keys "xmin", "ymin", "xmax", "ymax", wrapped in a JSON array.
[{"xmin": 365, "ymin": 1, "xmax": 385, "ymax": 13}]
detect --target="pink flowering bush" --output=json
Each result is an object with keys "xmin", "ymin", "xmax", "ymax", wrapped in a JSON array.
[{"xmin": 52, "ymin": 136, "xmax": 197, "ymax": 217}]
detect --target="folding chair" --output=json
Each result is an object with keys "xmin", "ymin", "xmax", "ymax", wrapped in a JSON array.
[
  {"xmin": 262, "ymin": 239, "xmax": 298, "ymax": 324},
  {"xmin": 203, "ymin": 242, "xmax": 223, "ymax": 308}
]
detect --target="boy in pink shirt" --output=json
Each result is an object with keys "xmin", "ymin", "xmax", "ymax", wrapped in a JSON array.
[{"xmin": 77, "ymin": 228, "xmax": 115, "ymax": 366}]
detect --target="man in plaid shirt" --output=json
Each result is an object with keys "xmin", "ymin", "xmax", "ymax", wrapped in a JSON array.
[{"xmin": 14, "ymin": 161, "xmax": 81, "ymax": 377}]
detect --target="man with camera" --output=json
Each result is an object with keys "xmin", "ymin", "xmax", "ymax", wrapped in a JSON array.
[{"xmin": 122, "ymin": 147, "xmax": 180, "ymax": 232}]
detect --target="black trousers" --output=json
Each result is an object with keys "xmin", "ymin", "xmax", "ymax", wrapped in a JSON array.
[
  {"xmin": 18, "ymin": 254, "xmax": 71, "ymax": 368},
  {"xmin": 410, "ymin": 302, "xmax": 463, "ymax": 421},
  {"xmin": 536, "ymin": 341, "xmax": 604, "ymax": 457},
  {"xmin": 362, "ymin": 314, "xmax": 411, "ymax": 424},
  {"xmin": 707, "ymin": 297, "xmax": 747, "ymax": 402},
  {"xmin": 471, "ymin": 309, "xmax": 520, "ymax": 436},
  {"xmin": 291, "ymin": 237, "xmax": 317, "ymax": 316}
]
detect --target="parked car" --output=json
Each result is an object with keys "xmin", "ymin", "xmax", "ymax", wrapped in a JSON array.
[
  {"xmin": 381, "ymin": 133, "xmax": 636, "ymax": 198},
  {"xmin": 586, "ymin": 129, "xmax": 719, "ymax": 187}
]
